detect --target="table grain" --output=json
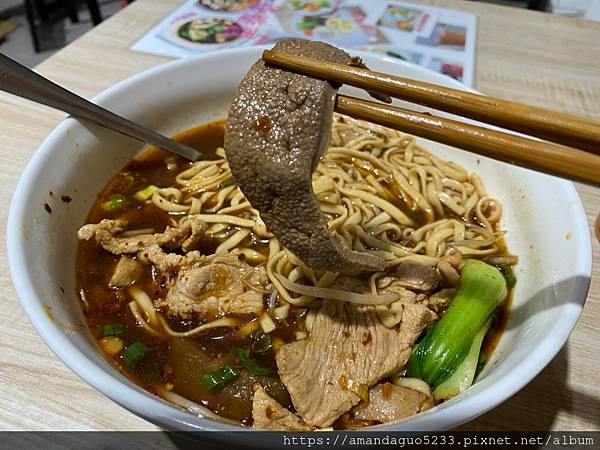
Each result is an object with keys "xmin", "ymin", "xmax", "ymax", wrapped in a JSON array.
[{"xmin": 0, "ymin": 0, "xmax": 598, "ymax": 431}]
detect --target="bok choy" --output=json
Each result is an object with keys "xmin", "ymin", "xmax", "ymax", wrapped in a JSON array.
[
  {"xmin": 433, "ymin": 318, "xmax": 492, "ymax": 400},
  {"xmin": 406, "ymin": 259, "xmax": 507, "ymax": 391}
]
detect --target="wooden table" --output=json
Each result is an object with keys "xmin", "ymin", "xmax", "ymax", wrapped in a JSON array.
[{"xmin": 0, "ymin": 0, "xmax": 598, "ymax": 432}]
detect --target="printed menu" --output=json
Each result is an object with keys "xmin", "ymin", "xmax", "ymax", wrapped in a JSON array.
[{"xmin": 131, "ymin": 0, "xmax": 476, "ymax": 86}]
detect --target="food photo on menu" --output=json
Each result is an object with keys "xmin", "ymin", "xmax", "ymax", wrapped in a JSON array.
[
  {"xmin": 130, "ymin": 0, "xmax": 477, "ymax": 85},
  {"xmin": 0, "ymin": 0, "xmax": 599, "ymax": 448}
]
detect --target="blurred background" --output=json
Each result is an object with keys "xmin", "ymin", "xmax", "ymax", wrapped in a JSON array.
[
  {"xmin": 0, "ymin": 0, "xmax": 130, "ymax": 66},
  {"xmin": 0, "ymin": 0, "xmax": 598, "ymax": 67}
]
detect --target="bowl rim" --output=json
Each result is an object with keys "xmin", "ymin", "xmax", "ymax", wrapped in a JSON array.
[{"xmin": 6, "ymin": 46, "xmax": 592, "ymax": 433}]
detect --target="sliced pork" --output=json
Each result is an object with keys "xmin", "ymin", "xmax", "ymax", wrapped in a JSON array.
[
  {"xmin": 393, "ymin": 260, "xmax": 440, "ymax": 292},
  {"xmin": 427, "ymin": 288, "xmax": 457, "ymax": 313},
  {"xmin": 352, "ymin": 383, "xmax": 434, "ymax": 423},
  {"xmin": 438, "ymin": 249, "xmax": 464, "ymax": 288},
  {"xmin": 78, "ymin": 215, "xmax": 207, "ymax": 254},
  {"xmin": 78, "ymin": 216, "xmax": 268, "ymax": 320},
  {"xmin": 252, "ymin": 385, "xmax": 311, "ymax": 431},
  {"xmin": 108, "ymin": 255, "xmax": 143, "ymax": 288},
  {"xmin": 275, "ymin": 298, "xmax": 435, "ymax": 427},
  {"xmin": 153, "ymin": 250, "xmax": 268, "ymax": 320}
]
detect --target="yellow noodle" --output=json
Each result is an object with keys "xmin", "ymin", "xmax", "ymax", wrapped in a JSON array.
[
  {"xmin": 195, "ymin": 214, "xmax": 255, "ymax": 228},
  {"xmin": 129, "ymin": 287, "xmax": 159, "ymax": 329},
  {"xmin": 216, "ymin": 229, "xmax": 250, "ymax": 254},
  {"xmin": 159, "ymin": 315, "xmax": 239, "ymax": 337},
  {"xmin": 129, "ymin": 113, "xmax": 509, "ymax": 336},
  {"xmin": 274, "ymin": 273, "xmax": 398, "ymax": 305},
  {"xmin": 128, "ymin": 302, "xmax": 164, "ymax": 338},
  {"xmin": 339, "ymin": 187, "xmax": 413, "ymax": 226},
  {"xmin": 152, "ymin": 188, "xmax": 189, "ymax": 213}
]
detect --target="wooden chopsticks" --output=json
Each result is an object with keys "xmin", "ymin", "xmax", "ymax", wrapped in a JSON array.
[
  {"xmin": 263, "ymin": 50, "xmax": 600, "ymax": 186},
  {"xmin": 336, "ymin": 96, "xmax": 600, "ymax": 185}
]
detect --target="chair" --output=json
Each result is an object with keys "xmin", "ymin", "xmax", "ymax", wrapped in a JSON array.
[
  {"xmin": 527, "ymin": 0, "xmax": 549, "ymax": 10},
  {"xmin": 24, "ymin": 0, "xmax": 102, "ymax": 52}
]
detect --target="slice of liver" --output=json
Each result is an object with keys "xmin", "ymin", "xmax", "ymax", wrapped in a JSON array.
[{"xmin": 225, "ymin": 39, "xmax": 386, "ymax": 274}]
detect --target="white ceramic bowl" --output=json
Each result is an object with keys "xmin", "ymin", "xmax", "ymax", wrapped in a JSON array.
[{"xmin": 7, "ymin": 47, "xmax": 592, "ymax": 438}]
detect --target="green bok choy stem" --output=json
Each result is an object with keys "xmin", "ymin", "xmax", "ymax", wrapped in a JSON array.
[
  {"xmin": 406, "ymin": 259, "xmax": 507, "ymax": 388},
  {"xmin": 433, "ymin": 318, "xmax": 492, "ymax": 400}
]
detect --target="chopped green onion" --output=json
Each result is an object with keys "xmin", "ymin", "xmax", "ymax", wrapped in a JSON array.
[
  {"xmin": 100, "ymin": 323, "xmax": 124, "ymax": 337},
  {"xmin": 101, "ymin": 194, "xmax": 127, "ymax": 212},
  {"xmin": 121, "ymin": 341, "xmax": 148, "ymax": 368},
  {"xmin": 133, "ymin": 185, "xmax": 159, "ymax": 201},
  {"xmin": 217, "ymin": 177, "xmax": 236, "ymax": 190},
  {"xmin": 497, "ymin": 264, "xmax": 517, "ymax": 288},
  {"xmin": 407, "ymin": 259, "xmax": 507, "ymax": 388},
  {"xmin": 201, "ymin": 366, "xmax": 239, "ymax": 390},
  {"xmin": 235, "ymin": 347, "xmax": 270, "ymax": 376}
]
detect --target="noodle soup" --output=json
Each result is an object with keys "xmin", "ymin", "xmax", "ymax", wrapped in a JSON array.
[{"xmin": 76, "ymin": 116, "xmax": 515, "ymax": 429}]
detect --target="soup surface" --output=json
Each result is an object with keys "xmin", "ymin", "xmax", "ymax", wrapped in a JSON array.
[{"xmin": 76, "ymin": 118, "xmax": 514, "ymax": 428}]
